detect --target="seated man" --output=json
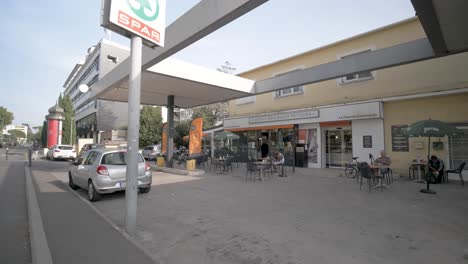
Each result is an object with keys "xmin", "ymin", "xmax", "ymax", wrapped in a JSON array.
[
  {"xmin": 428, "ymin": 155, "xmax": 444, "ymax": 183},
  {"xmin": 272, "ymin": 151, "xmax": 284, "ymax": 172},
  {"xmin": 375, "ymin": 150, "xmax": 391, "ymax": 174}
]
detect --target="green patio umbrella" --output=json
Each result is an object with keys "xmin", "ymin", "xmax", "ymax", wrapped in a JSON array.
[
  {"xmin": 405, "ymin": 119, "xmax": 463, "ymax": 194},
  {"xmin": 213, "ymin": 131, "xmax": 240, "ymax": 141}
]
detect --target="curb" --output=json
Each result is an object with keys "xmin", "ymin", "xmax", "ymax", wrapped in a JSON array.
[
  {"xmin": 59, "ymin": 177, "xmax": 160, "ymax": 264},
  {"xmin": 25, "ymin": 164, "xmax": 54, "ymax": 264},
  {"xmin": 151, "ymin": 165, "xmax": 205, "ymax": 176}
]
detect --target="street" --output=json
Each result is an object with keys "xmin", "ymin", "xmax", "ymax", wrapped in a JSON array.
[{"xmin": 0, "ymin": 148, "xmax": 31, "ymax": 264}]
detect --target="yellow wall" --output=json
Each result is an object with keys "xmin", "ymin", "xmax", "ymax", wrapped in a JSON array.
[
  {"xmin": 383, "ymin": 93, "xmax": 468, "ymax": 175},
  {"xmin": 229, "ymin": 17, "xmax": 468, "ymax": 117}
]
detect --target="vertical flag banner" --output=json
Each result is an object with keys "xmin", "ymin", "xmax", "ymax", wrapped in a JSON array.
[
  {"xmin": 189, "ymin": 118, "xmax": 203, "ymax": 155},
  {"xmin": 161, "ymin": 122, "xmax": 168, "ymax": 154}
]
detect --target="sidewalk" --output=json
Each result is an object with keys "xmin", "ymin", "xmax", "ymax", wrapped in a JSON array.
[{"xmin": 29, "ymin": 162, "xmax": 156, "ymax": 264}]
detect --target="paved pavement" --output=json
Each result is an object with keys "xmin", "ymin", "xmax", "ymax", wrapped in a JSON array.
[
  {"xmin": 0, "ymin": 149, "xmax": 31, "ymax": 264},
  {"xmin": 30, "ymin": 160, "xmax": 155, "ymax": 264},
  {"xmin": 43, "ymin": 162, "xmax": 468, "ymax": 264}
]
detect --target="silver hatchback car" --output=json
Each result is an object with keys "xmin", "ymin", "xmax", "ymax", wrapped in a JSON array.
[{"xmin": 68, "ymin": 149, "xmax": 152, "ymax": 201}]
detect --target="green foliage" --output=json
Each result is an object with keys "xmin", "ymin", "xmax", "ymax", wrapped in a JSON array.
[
  {"xmin": 0, "ymin": 106, "xmax": 14, "ymax": 131},
  {"xmin": 58, "ymin": 95, "xmax": 75, "ymax": 145},
  {"xmin": 174, "ymin": 119, "xmax": 190, "ymax": 148},
  {"xmin": 29, "ymin": 126, "xmax": 43, "ymax": 142},
  {"xmin": 8, "ymin": 130, "xmax": 26, "ymax": 141},
  {"xmin": 41, "ymin": 121, "xmax": 48, "ymax": 147},
  {"xmin": 139, "ymin": 106, "xmax": 163, "ymax": 148},
  {"xmin": 192, "ymin": 106, "xmax": 216, "ymax": 129}
]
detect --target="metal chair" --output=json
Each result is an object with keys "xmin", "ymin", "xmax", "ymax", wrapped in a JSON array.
[
  {"xmin": 444, "ymin": 161, "xmax": 465, "ymax": 185},
  {"xmin": 246, "ymin": 162, "xmax": 259, "ymax": 181},
  {"xmin": 359, "ymin": 162, "xmax": 373, "ymax": 192}
]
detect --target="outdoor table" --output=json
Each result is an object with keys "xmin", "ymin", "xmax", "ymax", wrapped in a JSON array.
[
  {"xmin": 411, "ymin": 161, "xmax": 427, "ymax": 183},
  {"xmin": 253, "ymin": 161, "xmax": 271, "ymax": 181},
  {"xmin": 369, "ymin": 164, "xmax": 391, "ymax": 189}
]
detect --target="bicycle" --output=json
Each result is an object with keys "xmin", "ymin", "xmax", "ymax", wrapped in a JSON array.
[{"xmin": 344, "ymin": 157, "xmax": 360, "ymax": 178}]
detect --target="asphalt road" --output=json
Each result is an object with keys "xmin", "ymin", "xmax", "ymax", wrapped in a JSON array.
[{"xmin": 0, "ymin": 149, "xmax": 31, "ymax": 264}]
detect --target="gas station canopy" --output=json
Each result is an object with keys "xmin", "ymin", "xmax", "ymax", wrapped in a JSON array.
[{"xmin": 96, "ymin": 58, "xmax": 255, "ymax": 108}]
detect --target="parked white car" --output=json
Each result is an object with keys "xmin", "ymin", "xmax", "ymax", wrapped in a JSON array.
[{"xmin": 47, "ymin": 145, "xmax": 77, "ymax": 160}]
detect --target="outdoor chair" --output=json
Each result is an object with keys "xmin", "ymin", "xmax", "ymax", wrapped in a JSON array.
[
  {"xmin": 382, "ymin": 169, "xmax": 393, "ymax": 185},
  {"xmin": 444, "ymin": 161, "xmax": 465, "ymax": 186},
  {"xmin": 209, "ymin": 157, "xmax": 220, "ymax": 172},
  {"xmin": 224, "ymin": 158, "xmax": 233, "ymax": 173},
  {"xmin": 409, "ymin": 164, "xmax": 426, "ymax": 180},
  {"xmin": 246, "ymin": 162, "xmax": 259, "ymax": 181},
  {"xmin": 359, "ymin": 162, "xmax": 373, "ymax": 192}
]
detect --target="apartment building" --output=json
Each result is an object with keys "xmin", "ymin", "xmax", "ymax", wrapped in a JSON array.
[
  {"xmin": 224, "ymin": 17, "xmax": 468, "ymax": 176},
  {"xmin": 63, "ymin": 39, "xmax": 130, "ymax": 143}
]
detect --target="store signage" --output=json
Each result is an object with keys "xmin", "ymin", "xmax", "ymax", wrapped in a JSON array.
[
  {"xmin": 249, "ymin": 109, "xmax": 319, "ymax": 124},
  {"xmin": 101, "ymin": 0, "xmax": 166, "ymax": 47}
]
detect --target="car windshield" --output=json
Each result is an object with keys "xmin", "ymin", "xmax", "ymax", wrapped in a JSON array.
[
  {"xmin": 58, "ymin": 146, "xmax": 73, "ymax": 150},
  {"xmin": 144, "ymin": 146, "xmax": 153, "ymax": 150},
  {"xmin": 101, "ymin": 152, "xmax": 144, "ymax": 165}
]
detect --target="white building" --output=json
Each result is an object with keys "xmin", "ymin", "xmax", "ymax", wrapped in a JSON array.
[{"xmin": 63, "ymin": 39, "xmax": 130, "ymax": 143}]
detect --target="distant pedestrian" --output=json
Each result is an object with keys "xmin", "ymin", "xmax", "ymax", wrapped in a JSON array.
[
  {"xmin": 5, "ymin": 147, "xmax": 8, "ymax": 160},
  {"xmin": 32, "ymin": 141, "xmax": 40, "ymax": 160}
]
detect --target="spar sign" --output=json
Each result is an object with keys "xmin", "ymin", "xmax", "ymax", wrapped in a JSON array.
[{"xmin": 101, "ymin": 0, "xmax": 166, "ymax": 47}]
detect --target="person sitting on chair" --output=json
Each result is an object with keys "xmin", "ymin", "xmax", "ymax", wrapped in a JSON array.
[
  {"xmin": 375, "ymin": 150, "xmax": 391, "ymax": 174},
  {"xmin": 428, "ymin": 155, "xmax": 444, "ymax": 184},
  {"xmin": 272, "ymin": 151, "xmax": 284, "ymax": 172}
]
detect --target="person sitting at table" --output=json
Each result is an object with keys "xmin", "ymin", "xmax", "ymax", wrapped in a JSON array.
[
  {"xmin": 272, "ymin": 151, "xmax": 284, "ymax": 171},
  {"xmin": 428, "ymin": 155, "xmax": 444, "ymax": 184},
  {"xmin": 375, "ymin": 150, "xmax": 391, "ymax": 174}
]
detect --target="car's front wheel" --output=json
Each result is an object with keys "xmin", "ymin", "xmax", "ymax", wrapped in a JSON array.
[
  {"xmin": 88, "ymin": 181, "xmax": 102, "ymax": 202},
  {"xmin": 69, "ymin": 173, "xmax": 79, "ymax": 190},
  {"xmin": 139, "ymin": 186, "xmax": 151, "ymax": 193}
]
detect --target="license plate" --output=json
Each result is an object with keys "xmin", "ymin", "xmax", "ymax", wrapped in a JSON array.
[{"xmin": 119, "ymin": 182, "xmax": 126, "ymax": 188}]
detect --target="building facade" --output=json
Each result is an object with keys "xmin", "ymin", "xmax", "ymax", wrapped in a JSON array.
[
  {"xmin": 63, "ymin": 39, "xmax": 130, "ymax": 143},
  {"xmin": 224, "ymin": 17, "xmax": 468, "ymax": 176}
]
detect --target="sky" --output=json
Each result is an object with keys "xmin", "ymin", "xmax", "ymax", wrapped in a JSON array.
[{"xmin": 0, "ymin": 0, "xmax": 415, "ymax": 127}]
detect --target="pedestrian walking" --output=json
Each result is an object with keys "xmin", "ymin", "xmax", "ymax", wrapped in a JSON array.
[{"xmin": 32, "ymin": 141, "xmax": 40, "ymax": 160}]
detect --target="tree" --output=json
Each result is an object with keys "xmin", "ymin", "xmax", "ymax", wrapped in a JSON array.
[
  {"xmin": 174, "ymin": 119, "xmax": 191, "ymax": 148},
  {"xmin": 139, "ymin": 106, "xmax": 163, "ymax": 148},
  {"xmin": 8, "ymin": 129, "xmax": 26, "ymax": 143},
  {"xmin": 41, "ymin": 120, "xmax": 48, "ymax": 147},
  {"xmin": 29, "ymin": 126, "xmax": 43, "ymax": 142},
  {"xmin": 0, "ymin": 106, "xmax": 14, "ymax": 131},
  {"xmin": 58, "ymin": 95, "xmax": 75, "ymax": 145}
]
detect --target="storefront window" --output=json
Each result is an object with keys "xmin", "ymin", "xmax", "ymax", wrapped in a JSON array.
[{"xmin": 307, "ymin": 128, "xmax": 318, "ymax": 163}]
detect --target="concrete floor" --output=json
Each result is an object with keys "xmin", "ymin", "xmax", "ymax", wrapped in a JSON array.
[{"xmin": 50, "ymin": 163, "xmax": 468, "ymax": 264}]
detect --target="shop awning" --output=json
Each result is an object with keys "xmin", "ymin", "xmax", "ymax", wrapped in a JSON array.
[{"xmin": 225, "ymin": 124, "xmax": 294, "ymax": 132}]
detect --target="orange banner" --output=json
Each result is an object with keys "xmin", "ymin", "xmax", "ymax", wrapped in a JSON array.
[
  {"xmin": 161, "ymin": 123, "xmax": 168, "ymax": 154},
  {"xmin": 189, "ymin": 118, "xmax": 203, "ymax": 155}
]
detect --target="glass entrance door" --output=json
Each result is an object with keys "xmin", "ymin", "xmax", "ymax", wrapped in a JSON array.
[{"xmin": 325, "ymin": 129, "xmax": 352, "ymax": 167}]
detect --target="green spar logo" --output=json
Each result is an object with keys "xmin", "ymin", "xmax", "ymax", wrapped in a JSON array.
[{"xmin": 127, "ymin": 0, "xmax": 160, "ymax": 21}]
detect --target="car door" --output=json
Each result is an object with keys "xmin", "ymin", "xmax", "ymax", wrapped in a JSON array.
[
  {"xmin": 70, "ymin": 153, "xmax": 89, "ymax": 187},
  {"xmin": 76, "ymin": 151, "xmax": 97, "ymax": 187},
  {"xmin": 72, "ymin": 152, "xmax": 90, "ymax": 188}
]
